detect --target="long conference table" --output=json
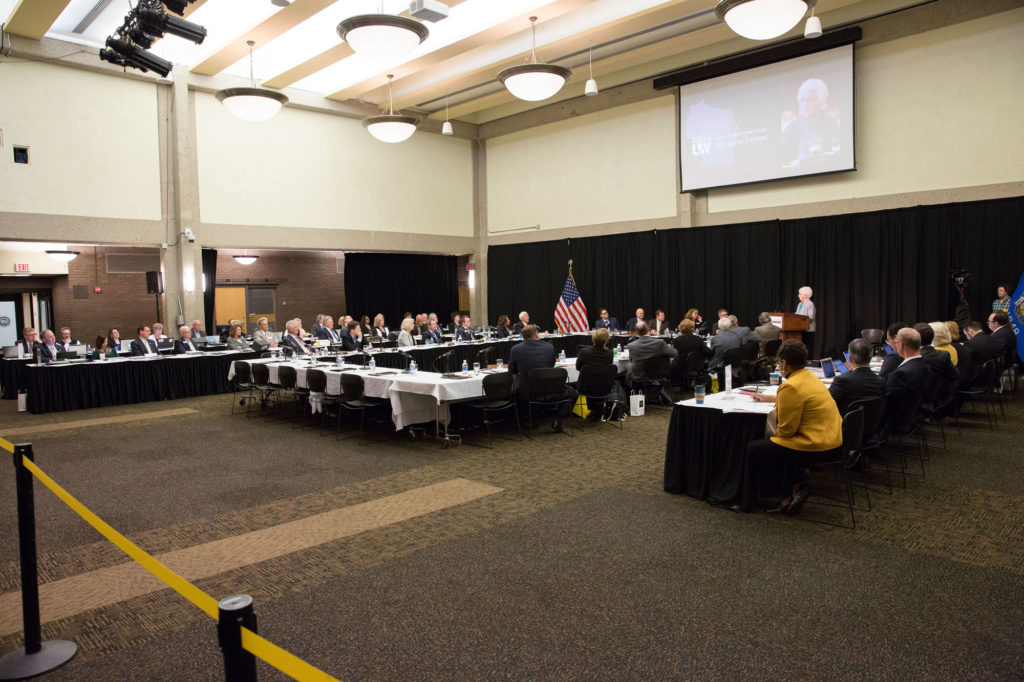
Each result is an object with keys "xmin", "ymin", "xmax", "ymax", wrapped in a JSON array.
[
  {"xmin": 232, "ymin": 351, "xmax": 633, "ymax": 433},
  {"xmin": 9, "ymin": 333, "xmax": 635, "ymax": 415}
]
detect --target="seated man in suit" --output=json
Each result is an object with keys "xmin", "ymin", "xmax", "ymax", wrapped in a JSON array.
[
  {"xmin": 190, "ymin": 319, "xmax": 205, "ymax": 341},
  {"xmin": 310, "ymin": 314, "xmax": 325, "ymax": 339},
  {"xmin": 341, "ymin": 320, "xmax": 366, "ymax": 351},
  {"xmin": 251, "ymin": 317, "xmax": 276, "ymax": 350},
  {"xmin": 829, "ymin": 339, "xmax": 886, "ymax": 415},
  {"xmin": 726, "ymin": 315, "xmax": 760, "ymax": 344},
  {"xmin": 592, "ymin": 308, "xmax": 619, "ymax": 331},
  {"xmin": 963, "ymin": 319, "xmax": 998, "ymax": 380},
  {"xmin": 455, "ymin": 315, "xmax": 475, "ymax": 342},
  {"xmin": 130, "ymin": 325, "xmax": 159, "ymax": 356},
  {"xmin": 56, "ymin": 327, "xmax": 80, "ymax": 352},
  {"xmin": 708, "ymin": 317, "xmax": 742, "ymax": 375},
  {"xmin": 988, "ymin": 311, "xmax": 1016, "ymax": 357},
  {"xmin": 915, "ymin": 322, "xmax": 958, "ymax": 415},
  {"xmin": 625, "ymin": 308, "xmax": 645, "ymax": 333},
  {"xmin": 38, "ymin": 329, "xmax": 59, "ymax": 363},
  {"xmin": 754, "ymin": 313, "xmax": 781, "ymax": 350},
  {"xmin": 651, "ymin": 309, "xmax": 670, "ymax": 335},
  {"xmin": 625, "ymin": 322, "xmax": 678, "ymax": 389},
  {"xmin": 878, "ymin": 322, "xmax": 906, "ymax": 378},
  {"xmin": 883, "ymin": 327, "xmax": 932, "ymax": 437},
  {"xmin": 280, "ymin": 319, "xmax": 311, "ymax": 356},
  {"xmin": 174, "ymin": 325, "xmax": 201, "ymax": 354},
  {"xmin": 317, "ymin": 315, "xmax": 342, "ymax": 343},
  {"xmin": 512, "ymin": 311, "xmax": 530, "ymax": 334},
  {"xmin": 421, "ymin": 318, "xmax": 443, "ymax": 345},
  {"xmin": 508, "ymin": 325, "xmax": 575, "ymax": 432}
]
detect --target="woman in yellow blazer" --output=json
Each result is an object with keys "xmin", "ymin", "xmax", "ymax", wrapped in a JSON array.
[{"xmin": 747, "ymin": 340, "xmax": 843, "ymax": 515}]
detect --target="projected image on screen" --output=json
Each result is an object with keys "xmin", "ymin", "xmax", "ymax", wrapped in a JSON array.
[{"xmin": 679, "ymin": 44, "xmax": 854, "ymax": 192}]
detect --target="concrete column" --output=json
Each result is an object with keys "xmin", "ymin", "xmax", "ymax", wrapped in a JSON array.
[
  {"xmin": 470, "ymin": 138, "xmax": 488, "ymax": 325},
  {"xmin": 161, "ymin": 68, "xmax": 205, "ymax": 330}
]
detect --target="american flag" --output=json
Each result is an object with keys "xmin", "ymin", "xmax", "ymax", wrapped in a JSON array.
[{"xmin": 554, "ymin": 273, "xmax": 588, "ymax": 333}]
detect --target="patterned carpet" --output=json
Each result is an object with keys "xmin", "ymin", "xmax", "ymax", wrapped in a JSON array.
[{"xmin": 0, "ymin": 387, "xmax": 1021, "ymax": 680}]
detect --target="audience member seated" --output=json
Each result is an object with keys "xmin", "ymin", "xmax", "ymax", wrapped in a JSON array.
[
  {"xmin": 151, "ymin": 323, "xmax": 166, "ymax": 344},
  {"xmin": 883, "ymin": 327, "xmax": 932, "ymax": 437},
  {"xmin": 929, "ymin": 321, "xmax": 958, "ymax": 365},
  {"xmin": 576, "ymin": 328, "xmax": 614, "ymax": 372},
  {"xmin": 508, "ymin": 325, "xmax": 575, "ymax": 432},
  {"xmin": 317, "ymin": 316, "xmax": 342, "ymax": 343},
  {"xmin": 397, "ymin": 318, "xmax": 416, "ymax": 347},
  {"xmin": 130, "ymin": 325, "xmax": 159, "ymax": 356},
  {"xmin": 91, "ymin": 335, "xmax": 117, "ymax": 359},
  {"xmin": 915, "ymin": 322, "xmax": 958, "ymax": 414},
  {"xmin": 359, "ymin": 315, "xmax": 372, "ymax": 336},
  {"xmin": 225, "ymin": 324, "xmax": 251, "ymax": 351},
  {"xmin": 828, "ymin": 339, "xmax": 886, "ymax": 415},
  {"xmin": 175, "ymin": 325, "xmax": 201, "ymax": 353},
  {"xmin": 342, "ymin": 321, "xmax": 366, "ymax": 351},
  {"xmin": 987, "ymin": 311, "xmax": 1015, "ymax": 356},
  {"xmin": 747, "ymin": 340, "xmax": 843, "ymax": 516},
  {"xmin": 281, "ymin": 319, "xmax": 311, "ymax": 356},
  {"xmin": 107, "ymin": 328, "xmax": 122, "ymax": 353},
  {"xmin": 878, "ymin": 323, "xmax": 905, "ymax": 378},
  {"xmin": 727, "ymin": 315, "xmax": 760, "ymax": 344},
  {"xmin": 372, "ymin": 314, "xmax": 389, "ymax": 338},
  {"xmin": 18, "ymin": 328, "xmax": 38, "ymax": 356},
  {"xmin": 495, "ymin": 314, "xmax": 513, "ymax": 338},
  {"xmin": 412, "ymin": 313, "xmax": 426, "ymax": 336},
  {"xmin": 310, "ymin": 314, "xmax": 325, "ymax": 338},
  {"xmin": 446, "ymin": 312, "xmax": 461, "ymax": 334},
  {"xmin": 190, "ymin": 319, "xmax": 205, "ymax": 340},
  {"xmin": 512, "ymin": 311, "xmax": 530, "ymax": 334},
  {"xmin": 251, "ymin": 317, "xmax": 275, "ymax": 350},
  {"xmin": 712, "ymin": 309, "xmax": 729, "ymax": 334},
  {"xmin": 455, "ymin": 315, "xmax": 475, "ymax": 342},
  {"xmin": 421, "ymin": 318, "xmax": 443, "ymax": 345},
  {"xmin": 651, "ymin": 309, "xmax": 669, "ymax": 335},
  {"xmin": 754, "ymin": 313, "xmax": 781, "ymax": 349},
  {"xmin": 625, "ymin": 307, "xmax": 645, "ymax": 333},
  {"xmin": 593, "ymin": 308, "xmax": 620, "ymax": 331},
  {"xmin": 708, "ymin": 317, "xmax": 742, "ymax": 376},
  {"xmin": 624, "ymin": 322, "xmax": 678, "ymax": 388},
  {"xmin": 38, "ymin": 329, "xmax": 59, "ymax": 363},
  {"xmin": 56, "ymin": 327, "xmax": 79, "ymax": 351}
]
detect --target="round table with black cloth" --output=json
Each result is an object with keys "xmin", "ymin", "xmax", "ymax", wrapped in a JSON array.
[
  {"xmin": 23, "ymin": 351, "xmax": 258, "ymax": 414},
  {"xmin": 1, "ymin": 357, "xmax": 31, "ymax": 399},
  {"xmin": 663, "ymin": 403, "xmax": 768, "ymax": 512}
]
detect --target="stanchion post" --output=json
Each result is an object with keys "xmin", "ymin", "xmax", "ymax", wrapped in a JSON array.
[
  {"xmin": 0, "ymin": 443, "xmax": 77, "ymax": 680},
  {"xmin": 218, "ymin": 594, "xmax": 258, "ymax": 682}
]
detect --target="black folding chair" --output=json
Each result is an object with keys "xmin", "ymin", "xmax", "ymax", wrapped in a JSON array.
[
  {"xmin": 339, "ymin": 373, "xmax": 391, "ymax": 444},
  {"xmin": 230, "ymin": 361, "xmax": 256, "ymax": 416},
  {"xmin": 577, "ymin": 363, "xmax": 622, "ymax": 429},
  {"xmin": 465, "ymin": 372, "xmax": 523, "ymax": 447},
  {"xmin": 685, "ymin": 351, "xmax": 709, "ymax": 392},
  {"xmin": 305, "ymin": 368, "xmax": 341, "ymax": 433},
  {"xmin": 631, "ymin": 353, "xmax": 673, "ymax": 407},
  {"xmin": 527, "ymin": 367, "xmax": 573, "ymax": 437},
  {"xmin": 249, "ymin": 363, "xmax": 275, "ymax": 416}
]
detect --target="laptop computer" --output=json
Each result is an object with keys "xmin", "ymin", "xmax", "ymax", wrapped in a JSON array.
[
  {"xmin": 67, "ymin": 344, "xmax": 87, "ymax": 355},
  {"xmin": 3, "ymin": 345, "xmax": 20, "ymax": 359},
  {"xmin": 119, "ymin": 341, "xmax": 133, "ymax": 353},
  {"xmin": 56, "ymin": 351, "xmax": 79, "ymax": 360},
  {"xmin": 206, "ymin": 335, "xmax": 221, "ymax": 344},
  {"xmin": 833, "ymin": 359, "xmax": 850, "ymax": 375},
  {"xmin": 820, "ymin": 357, "xmax": 836, "ymax": 378}
]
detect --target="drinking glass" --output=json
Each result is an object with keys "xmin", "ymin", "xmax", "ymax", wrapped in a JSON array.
[{"xmin": 473, "ymin": 362, "xmax": 481, "ymax": 373}]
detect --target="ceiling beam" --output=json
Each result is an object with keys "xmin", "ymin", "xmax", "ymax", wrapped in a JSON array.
[
  {"xmin": 3, "ymin": 0, "xmax": 72, "ymax": 39},
  {"xmin": 190, "ymin": 0, "xmax": 338, "ymax": 76}
]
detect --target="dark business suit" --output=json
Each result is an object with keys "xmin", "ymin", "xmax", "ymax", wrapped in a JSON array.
[
  {"xmin": 191, "ymin": 328, "xmax": 206, "ymax": 340},
  {"xmin": 625, "ymin": 335, "xmax": 678, "ymax": 386},
  {"xmin": 509, "ymin": 339, "xmax": 575, "ymax": 417},
  {"xmin": 921, "ymin": 345, "xmax": 959, "ymax": 414},
  {"xmin": 829, "ymin": 365, "xmax": 886, "ymax": 416},
  {"xmin": 39, "ymin": 344, "xmax": 59, "ymax": 363},
  {"xmin": 965, "ymin": 332, "xmax": 999, "ymax": 367},
  {"xmin": 421, "ymin": 328, "xmax": 442, "ymax": 345},
  {"xmin": 672, "ymin": 333, "xmax": 712, "ymax": 384},
  {"xmin": 989, "ymin": 325, "xmax": 1015, "ymax": 356},
  {"xmin": 341, "ymin": 334, "xmax": 365, "ymax": 352},
  {"xmin": 511, "ymin": 321, "xmax": 526, "ymax": 334},
  {"xmin": 455, "ymin": 327, "xmax": 474, "ymax": 342},
  {"xmin": 173, "ymin": 337, "xmax": 199, "ymax": 354},
  {"xmin": 281, "ymin": 334, "xmax": 310, "ymax": 356},
  {"xmin": 130, "ymin": 338, "xmax": 159, "ymax": 356},
  {"xmin": 625, "ymin": 317, "xmax": 645, "ymax": 332},
  {"xmin": 18, "ymin": 339, "xmax": 37, "ymax": 356},
  {"xmin": 708, "ymin": 330, "xmax": 742, "ymax": 371},
  {"xmin": 495, "ymin": 327, "xmax": 511, "ymax": 339},
  {"xmin": 575, "ymin": 345, "xmax": 613, "ymax": 372},
  {"xmin": 878, "ymin": 351, "xmax": 903, "ymax": 378},
  {"xmin": 884, "ymin": 357, "xmax": 932, "ymax": 436},
  {"xmin": 592, "ymin": 317, "xmax": 620, "ymax": 331},
  {"xmin": 317, "ymin": 326, "xmax": 341, "ymax": 343},
  {"xmin": 55, "ymin": 339, "xmax": 79, "ymax": 352}
]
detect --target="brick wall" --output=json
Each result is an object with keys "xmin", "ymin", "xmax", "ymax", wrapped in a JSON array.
[
  {"xmin": 51, "ymin": 246, "xmax": 161, "ymax": 345},
  {"xmin": 216, "ymin": 250, "xmax": 346, "ymax": 332}
]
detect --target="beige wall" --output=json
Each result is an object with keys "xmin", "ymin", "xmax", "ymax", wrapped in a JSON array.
[
  {"xmin": 707, "ymin": 8, "xmax": 1024, "ymax": 214},
  {"xmin": 0, "ymin": 60, "xmax": 162, "ymax": 221},
  {"xmin": 484, "ymin": 97, "xmax": 679, "ymax": 234},
  {"xmin": 194, "ymin": 93, "xmax": 475, "ymax": 237}
]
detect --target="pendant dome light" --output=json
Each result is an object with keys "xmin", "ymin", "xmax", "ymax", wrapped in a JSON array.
[
  {"xmin": 441, "ymin": 93, "xmax": 453, "ymax": 135},
  {"xmin": 715, "ymin": 0, "xmax": 815, "ymax": 41},
  {"xmin": 497, "ymin": 17, "xmax": 571, "ymax": 102},
  {"xmin": 363, "ymin": 74, "xmax": 419, "ymax": 143},
  {"xmin": 216, "ymin": 41, "xmax": 288, "ymax": 121},
  {"xmin": 233, "ymin": 250, "xmax": 259, "ymax": 265},
  {"xmin": 337, "ymin": 6, "xmax": 429, "ymax": 63},
  {"xmin": 45, "ymin": 250, "xmax": 80, "ymax": 263},
  {"xmin": 584, "ymin": 43, "xmax": 598, "ymax": 96}
]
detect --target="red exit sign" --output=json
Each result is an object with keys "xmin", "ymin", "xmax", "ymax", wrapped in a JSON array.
[{"xmin": 14, "ymin": 263, "xmax": 30, "ymax": 272}]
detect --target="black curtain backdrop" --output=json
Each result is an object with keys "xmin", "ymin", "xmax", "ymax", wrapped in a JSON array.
[
  {"xmin": 201, "ymin": 248, "xmax": 217, "ymax": 336},
  {"xmin": 344, "ymin": 252, "xmax": 459, "ymax": 329},
  {"xmin": 487, "ymin": 196, "xmax": 1024, "ymax": 357}
]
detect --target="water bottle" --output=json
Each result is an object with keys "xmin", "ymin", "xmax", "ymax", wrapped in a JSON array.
[
  {"xmin": 462, "ymin": 359, "xmax": 468, "ymax": 373},
  {"xmin": 369, "ymin": 356, "xmax": 376, "ymax": 370},
  {"xmin": 558, "ymin": 349, "xmax": 566, "ymax": 363},
  {"xmin": 336, "ymin": 355, "xmax": 342, "ymax": 367},
  {"xmin": 617, "ymin": 343, "xmax": 623, "ymax": 355},
  {"xmin": 410, "ymin": 359, "xmax": 418, "ymax": 373}
]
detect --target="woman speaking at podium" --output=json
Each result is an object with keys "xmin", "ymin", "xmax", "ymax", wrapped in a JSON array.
[{"xmin": 796, "ymin": 286, "xmax": 816, "ymax": 351}]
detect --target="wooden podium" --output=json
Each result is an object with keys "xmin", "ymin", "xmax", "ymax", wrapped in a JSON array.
[{"xmin": 770, "ymin": 313, "xmax": 810, "ymax": 341}]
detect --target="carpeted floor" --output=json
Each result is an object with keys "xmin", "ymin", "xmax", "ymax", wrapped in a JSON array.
[{"xmin": 0, "ymin": 387, "xmax": 1021, "ymax": 680}]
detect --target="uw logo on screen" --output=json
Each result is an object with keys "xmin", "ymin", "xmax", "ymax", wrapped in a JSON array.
[{"xmin": 691, "ymin": 137, "xmax": 712, "ymax": 156}]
